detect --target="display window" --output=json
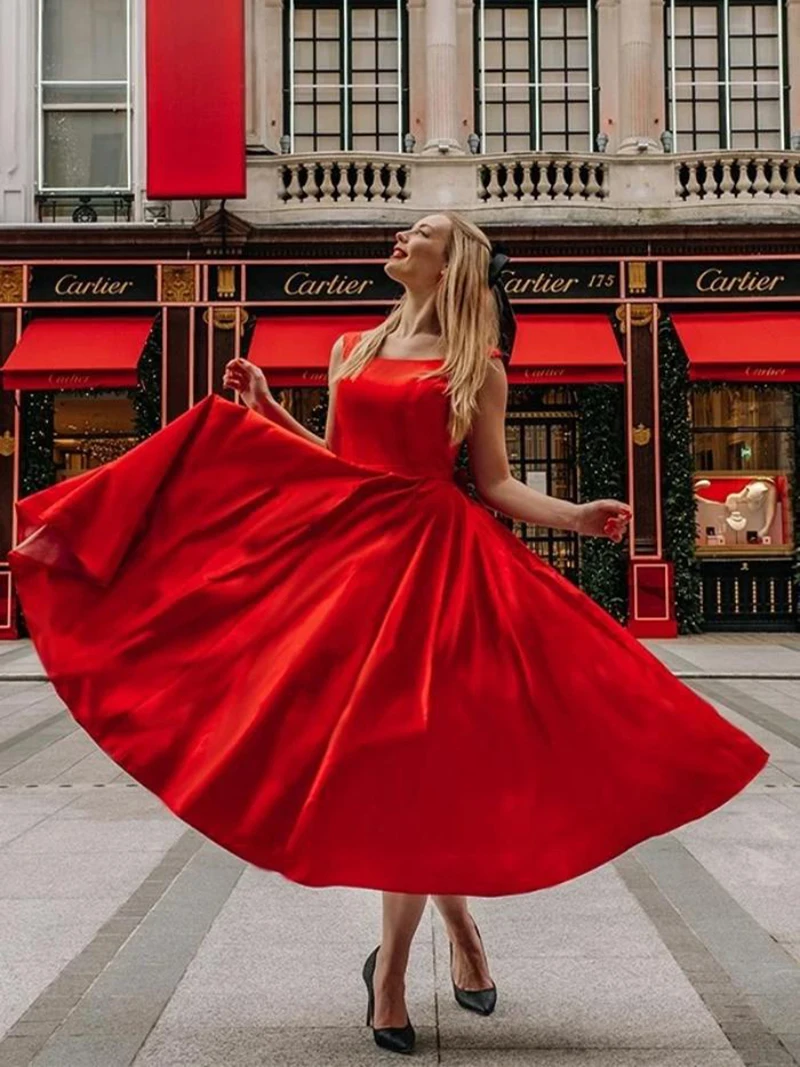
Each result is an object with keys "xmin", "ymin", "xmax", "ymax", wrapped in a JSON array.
[
  {"xmin": 53, "ymin": 391, "xmax": 138, "ymax": 481},
  {"xmin": 691, "ymin": 385, "xmax": 794, "ymax": 555}
]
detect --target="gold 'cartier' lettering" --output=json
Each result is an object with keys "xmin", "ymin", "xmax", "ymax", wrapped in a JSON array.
[
  {"xmin": 695, "ymin": 268, "xmax": 787, "ymax": 293},
  {"xmin": 284, "ymin": 272, "xmax": 375, "ymax": 298},
  {"xmin": 54, "ymin": 274, "xmax": 136, "ymax": 297}
]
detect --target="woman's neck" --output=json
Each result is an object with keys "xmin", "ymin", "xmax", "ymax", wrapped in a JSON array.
[{"xmin": 394, "ymin": 290, "xmax": 440, "ymax": 339}]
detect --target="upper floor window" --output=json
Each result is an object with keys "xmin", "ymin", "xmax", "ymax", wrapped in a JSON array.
[
  {"xmin": 38, "ymin": 0, "xmax": 132, "ymax": 193},
  {"xmin": 665, "ymin": 0, "xmax": 788, "ymax": 150},
  {"xmin": 474, "ymin": 0, "xmax": 598, "ymax": 154},
  {"xmin": 285, "ymin": 0, "xmax": 408, "ymax": 153}
]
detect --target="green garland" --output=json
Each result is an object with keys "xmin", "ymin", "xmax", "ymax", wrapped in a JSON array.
[
  {"xmin": 576, "ymin": 384, "xmax": 628, "ymax": 622},
  {"xmin": 132, "ymin": 317, "xmax": 163, "ymax": 441},
  {"xmin": 658, "ymin": 317, "xmax": 704, "ymax": 633}
]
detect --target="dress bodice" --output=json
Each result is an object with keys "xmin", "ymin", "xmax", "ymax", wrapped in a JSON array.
[{"xmin": 331, "ymin": 335, "xmax": 460, "ymax": 482}]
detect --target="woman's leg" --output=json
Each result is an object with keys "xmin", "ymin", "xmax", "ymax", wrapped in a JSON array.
[
  {"xmin": 431, "ymin": 895, "xmax": 494, "ymax": 990},
  {"xmin": 373, "ymin": 892, "xmax": 428, "ymax": 1028}
]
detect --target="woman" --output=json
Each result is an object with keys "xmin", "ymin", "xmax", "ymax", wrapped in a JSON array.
[{"xmin": 10, "ymin": 212, "xmax": 767, "ymax": 1059}]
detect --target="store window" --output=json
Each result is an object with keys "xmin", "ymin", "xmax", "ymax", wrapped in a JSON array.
[
  {"xmin": 53, "ymin": 392, "xmax": 138, "ymax": 481},
  {"xmin": 474, "ymin": 0, "xmax": 598, "ymax": 154},
  {"xmin": 284, "ymin": 0, "xmax": 408, "ymax": 152},
  {"xmin": 38, "ymin": 0, "xmax": 132, "ymax": 192},
  {"xmin": 665, "ymin": 0, "xmax": 788, "ymax": 150},
  {"xmin": 691, "ymin": 385, "xmax": 794, "ymax": 553}
]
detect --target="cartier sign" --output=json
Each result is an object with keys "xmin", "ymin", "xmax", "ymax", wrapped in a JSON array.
[
  {"xmin": 29, "ymin": 266, "xmax": 157, "ymax": 303},
  {"xmin": 663, "ymin": 261, "xmax": 800, "ymax": 299},
  {"xmin": 246, "ymin": 261, "xmax": 622, "ymax": 303}
]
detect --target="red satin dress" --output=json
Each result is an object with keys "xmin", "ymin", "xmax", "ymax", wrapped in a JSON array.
[{"xmin": 8, "ymin": 335, "xmax": 768, "ymax": 896}]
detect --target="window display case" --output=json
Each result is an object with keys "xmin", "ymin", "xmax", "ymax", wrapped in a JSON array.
[{"xmin": 693, "ymin": 472, "xmax": 792, "ymax": 555}]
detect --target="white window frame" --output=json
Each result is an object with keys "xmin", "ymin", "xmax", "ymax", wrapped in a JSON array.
[
  {"xmin": 287, "ymin": 0, "xmax": 405, "ymax": 153},
  {"xmin": 37, "ymin": 0, "xmax": 133, "ymax": 193},
  {"xmin": 476, "ymin": 0, "xmax": 596, "ymax": 155},
  {"xmin": 667, "ymin": 0, "xmax": 787, "ymax": 152}
]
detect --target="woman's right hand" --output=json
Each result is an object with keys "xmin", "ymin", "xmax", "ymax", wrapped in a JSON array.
[{"xmin": 223, "ymin": 358, "xmax": 272, "ymax": 410}]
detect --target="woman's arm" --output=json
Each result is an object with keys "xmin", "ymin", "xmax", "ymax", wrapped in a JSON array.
[
  {"xmin": 244, "ymin": 337, "xmax": 344, "ymax": 450},
  {"xmin": 466, "ymin": 359, "xmax": 631, "ymax": 540}
]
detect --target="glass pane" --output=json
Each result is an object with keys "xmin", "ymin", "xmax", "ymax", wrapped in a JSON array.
[
  {"xmin": 694, "ymin": 38, "xmax": 718, "ymax": 68},
  {"xmin": 377, "ymin": 8, "xmax": 397, "ymax": 36},
  {"xmin": 316, "ymin": 39, "xmax": 341, "ymax": 70},
  {"xmin": 566, "ymin": 40, "xmax": 587, "ymax": 70},
  {"xmin": 352, "ymin": 103, "xmax": 375, "ymax": 132},
  {"xmin": 693, "ymin": 6, "xmax": 718, "ymax": 35},
  {"xmin": 484, "ymin": 40, "xmax": 503, "ymax": 68},
  {"xmin": 696, "ymin": 130, "xmax": 722, "ymax": 148},
  {"xmin": 507, "ymin": 133, "xmax": 531, "ymax": 151},
  {"xmin": 730, "ymin": 37, "xmax": 754, "ymax": 67},
  {"xmin": 484, "ymin": 9, "xmax": 503, "ymax": 35},
  {"xmin": 755, "ymin": 4, "xmax": 778, "ymax": 32},
  {"xmin": 378, "ymin": 40, "xmax": 398, "ymax": 71},
  {"xmin": 728, "ymin": 6, "xmax": 754, "ymax": 34},
  {"xmin": 352, "ymin": 40, "xmax": 375, "ymax": 69},
  {"xmin": 351, "ymin": 8, "xmax": 376, "ymax": 36},
  {"xmin": 507, "ymin": 103, "xmax": 530, "ymax": 132},
  {"xmin": 566, "ymin": 7, "xmax": 587, "ymax": 34},
  {"xmin": 294, "ymin": 9, "xmax": 313, "ymax": 36},
  {"xmin": 539, "ymin": 7, "xmax": 563, "ymax": 35},
  {"xmin": 541, "ymin": 101, "xmax": 566, "ymax": 130},
  {"xmin": 44, "ymin": 110, "xmax": 127, "ymax": 188},
  {"xmin": 756, "ymin": 36, "xmax": 779, "ymax": 66},
  {"xmin": 541, "ymin": 39, "xmax": 565, "ymax": 68},
  {"xmin": 317, "ymin": 105, "xmax": 341, "ymax": 134},
  {"xmin": 696, "ymin": 100, "xmax": 720, "ymax": 129},
  {"xmin": 505, "ymin": 8, "xmax": 529, "ymax": 37},
  {"xmin": 674, "ymin": 7, "xmax": 691, "ymax": 34},
  {"xmin": 731, "ymin": 99, "xmax": 755, "ymax": 128},
  {"xmin": 567, "ymin": 100, "xmax": 589, "ymax": 128},
  {"xmin": 42, "ymin": 84, "xmax": 126, "ymax": 104},
  {"xmin": 294, "ymin": 41, "xmax": 315, "ymax": 70},
  {"xmin": 42, "ymin": 0, "xmax": 127, "ymax": 81},
  {"xmin": 756, "ymin": 98, "xmax": 780, "ymax": 129},
  {"xmin": 316, "ymin": 9, "xmax": 340, "ymax": 37},
  {"xmin": 675, "ymin": 39, "xmax": 693, "ymax": 68},
  {"xmin": 378, "ymin": 102, "xmax": 398, "ymax": 132},
  {"xmin": 506, "ymin": 39, "xmax": 529, "ymax": 69},
  {"xmin": 485, "ymin": 103, "xmax": 504, "ymax": 131}
]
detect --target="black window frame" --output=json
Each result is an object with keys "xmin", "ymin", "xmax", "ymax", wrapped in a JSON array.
[{"xmin": 283, "ymin": 0, "xmax": 410, "ymax": 153}]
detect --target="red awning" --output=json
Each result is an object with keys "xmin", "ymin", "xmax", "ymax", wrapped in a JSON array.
[
  {"xmin": 672, "ymin": 312, "xmax": 800, "ymax": 382},
  {"xmin": 248, "ymin": 315, "xmax": 385, "ymax": 386},
  {"xmin": 1, "ymin": 318, "xmax": 153, "ymax": 391},
  {"xmin": 508, "ymin": 314, "xmax": 624, "ymax": 384}
]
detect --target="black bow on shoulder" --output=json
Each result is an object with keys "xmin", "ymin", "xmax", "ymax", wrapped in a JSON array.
[{"xmin": 488, "ymin": 247, "xmax": 516, "ymax": 367}]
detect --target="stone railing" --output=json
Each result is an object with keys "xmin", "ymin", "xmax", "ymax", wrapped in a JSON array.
[
  {"xmin": 477, "ymin": 157, "xmax": 610, "ymax": 202},
  {"xmin": 162, "ymin": 150, "xmax": 800, "ymax": 227},
  {"xmin": 676, "ymin": 154, "xmax": 800, "ymax": 202},
  {"xmin": 277, "ymin": 156, "xmax": 410, "ymax": 204}
]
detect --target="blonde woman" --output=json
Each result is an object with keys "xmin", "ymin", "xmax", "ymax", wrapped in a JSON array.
[{"xmin": 11, "ymin": 213, "xmax": 768, "ymax": 1059}]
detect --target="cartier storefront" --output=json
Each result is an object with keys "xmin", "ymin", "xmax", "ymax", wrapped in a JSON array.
[{"xmin": 1, "ymin": 235, "xmax": 800, "ymax": 638}]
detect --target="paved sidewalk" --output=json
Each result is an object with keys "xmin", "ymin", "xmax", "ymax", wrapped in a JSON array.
[{"xmin": 0, "ymin": 636, "xmax": 798, "ymax": 1067}]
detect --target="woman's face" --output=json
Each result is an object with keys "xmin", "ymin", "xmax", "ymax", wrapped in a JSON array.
[{"xmin": 385, "ymin": 214, "xmax": 453, "ymax": 292}]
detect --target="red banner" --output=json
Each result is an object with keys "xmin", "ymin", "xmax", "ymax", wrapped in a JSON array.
[{"xmin": 146, "ymin": 0, "xmax": 246, "ymax": 200}]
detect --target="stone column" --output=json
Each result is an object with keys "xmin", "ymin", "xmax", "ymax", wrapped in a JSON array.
[
  {"xmin": 788, "ymin": 0, "xmax": 800, "ymax": 142},
  {"xmin": 246, "ymin": 0, "xmax": 283, "ymax": 152},
  {"xmin": 617, "ymin": 0, "xmax": 660, "ymax": 153},
  {"xmin": 422, "ymin": 0, "xmax": 463, "ymax": 154},
  {"xmin": 0, "ymin": 0, "xmax": 35, "ymax": 222}
]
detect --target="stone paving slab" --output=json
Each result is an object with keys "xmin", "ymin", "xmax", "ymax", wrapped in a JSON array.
[{"xmin": 1, "ymin": 640, "xmax": 799, "ymax": 1066}]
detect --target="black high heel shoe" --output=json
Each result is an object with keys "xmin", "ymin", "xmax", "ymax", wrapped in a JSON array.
[
  {"xmin": 363, "ymin": 946, "xmax": 416, "ymax": 1055},
  {"xmin": 449, "ymin": 918, "xmax": 497, "ymax": 1016}
]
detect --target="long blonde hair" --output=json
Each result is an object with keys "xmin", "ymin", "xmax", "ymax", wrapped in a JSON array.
[{"xmin": 330, "ymin": 211, "xmax": 500, "ymax": 444}]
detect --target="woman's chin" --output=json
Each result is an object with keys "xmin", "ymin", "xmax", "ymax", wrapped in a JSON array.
[{"xmin": 384, "ymin": 259, "xmax": 407, "ymax": 282}]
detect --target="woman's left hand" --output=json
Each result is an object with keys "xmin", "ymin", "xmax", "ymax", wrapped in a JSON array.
[{"xmin": 576, "ymin": 500, "xmax": 632, "ymax": 542}]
